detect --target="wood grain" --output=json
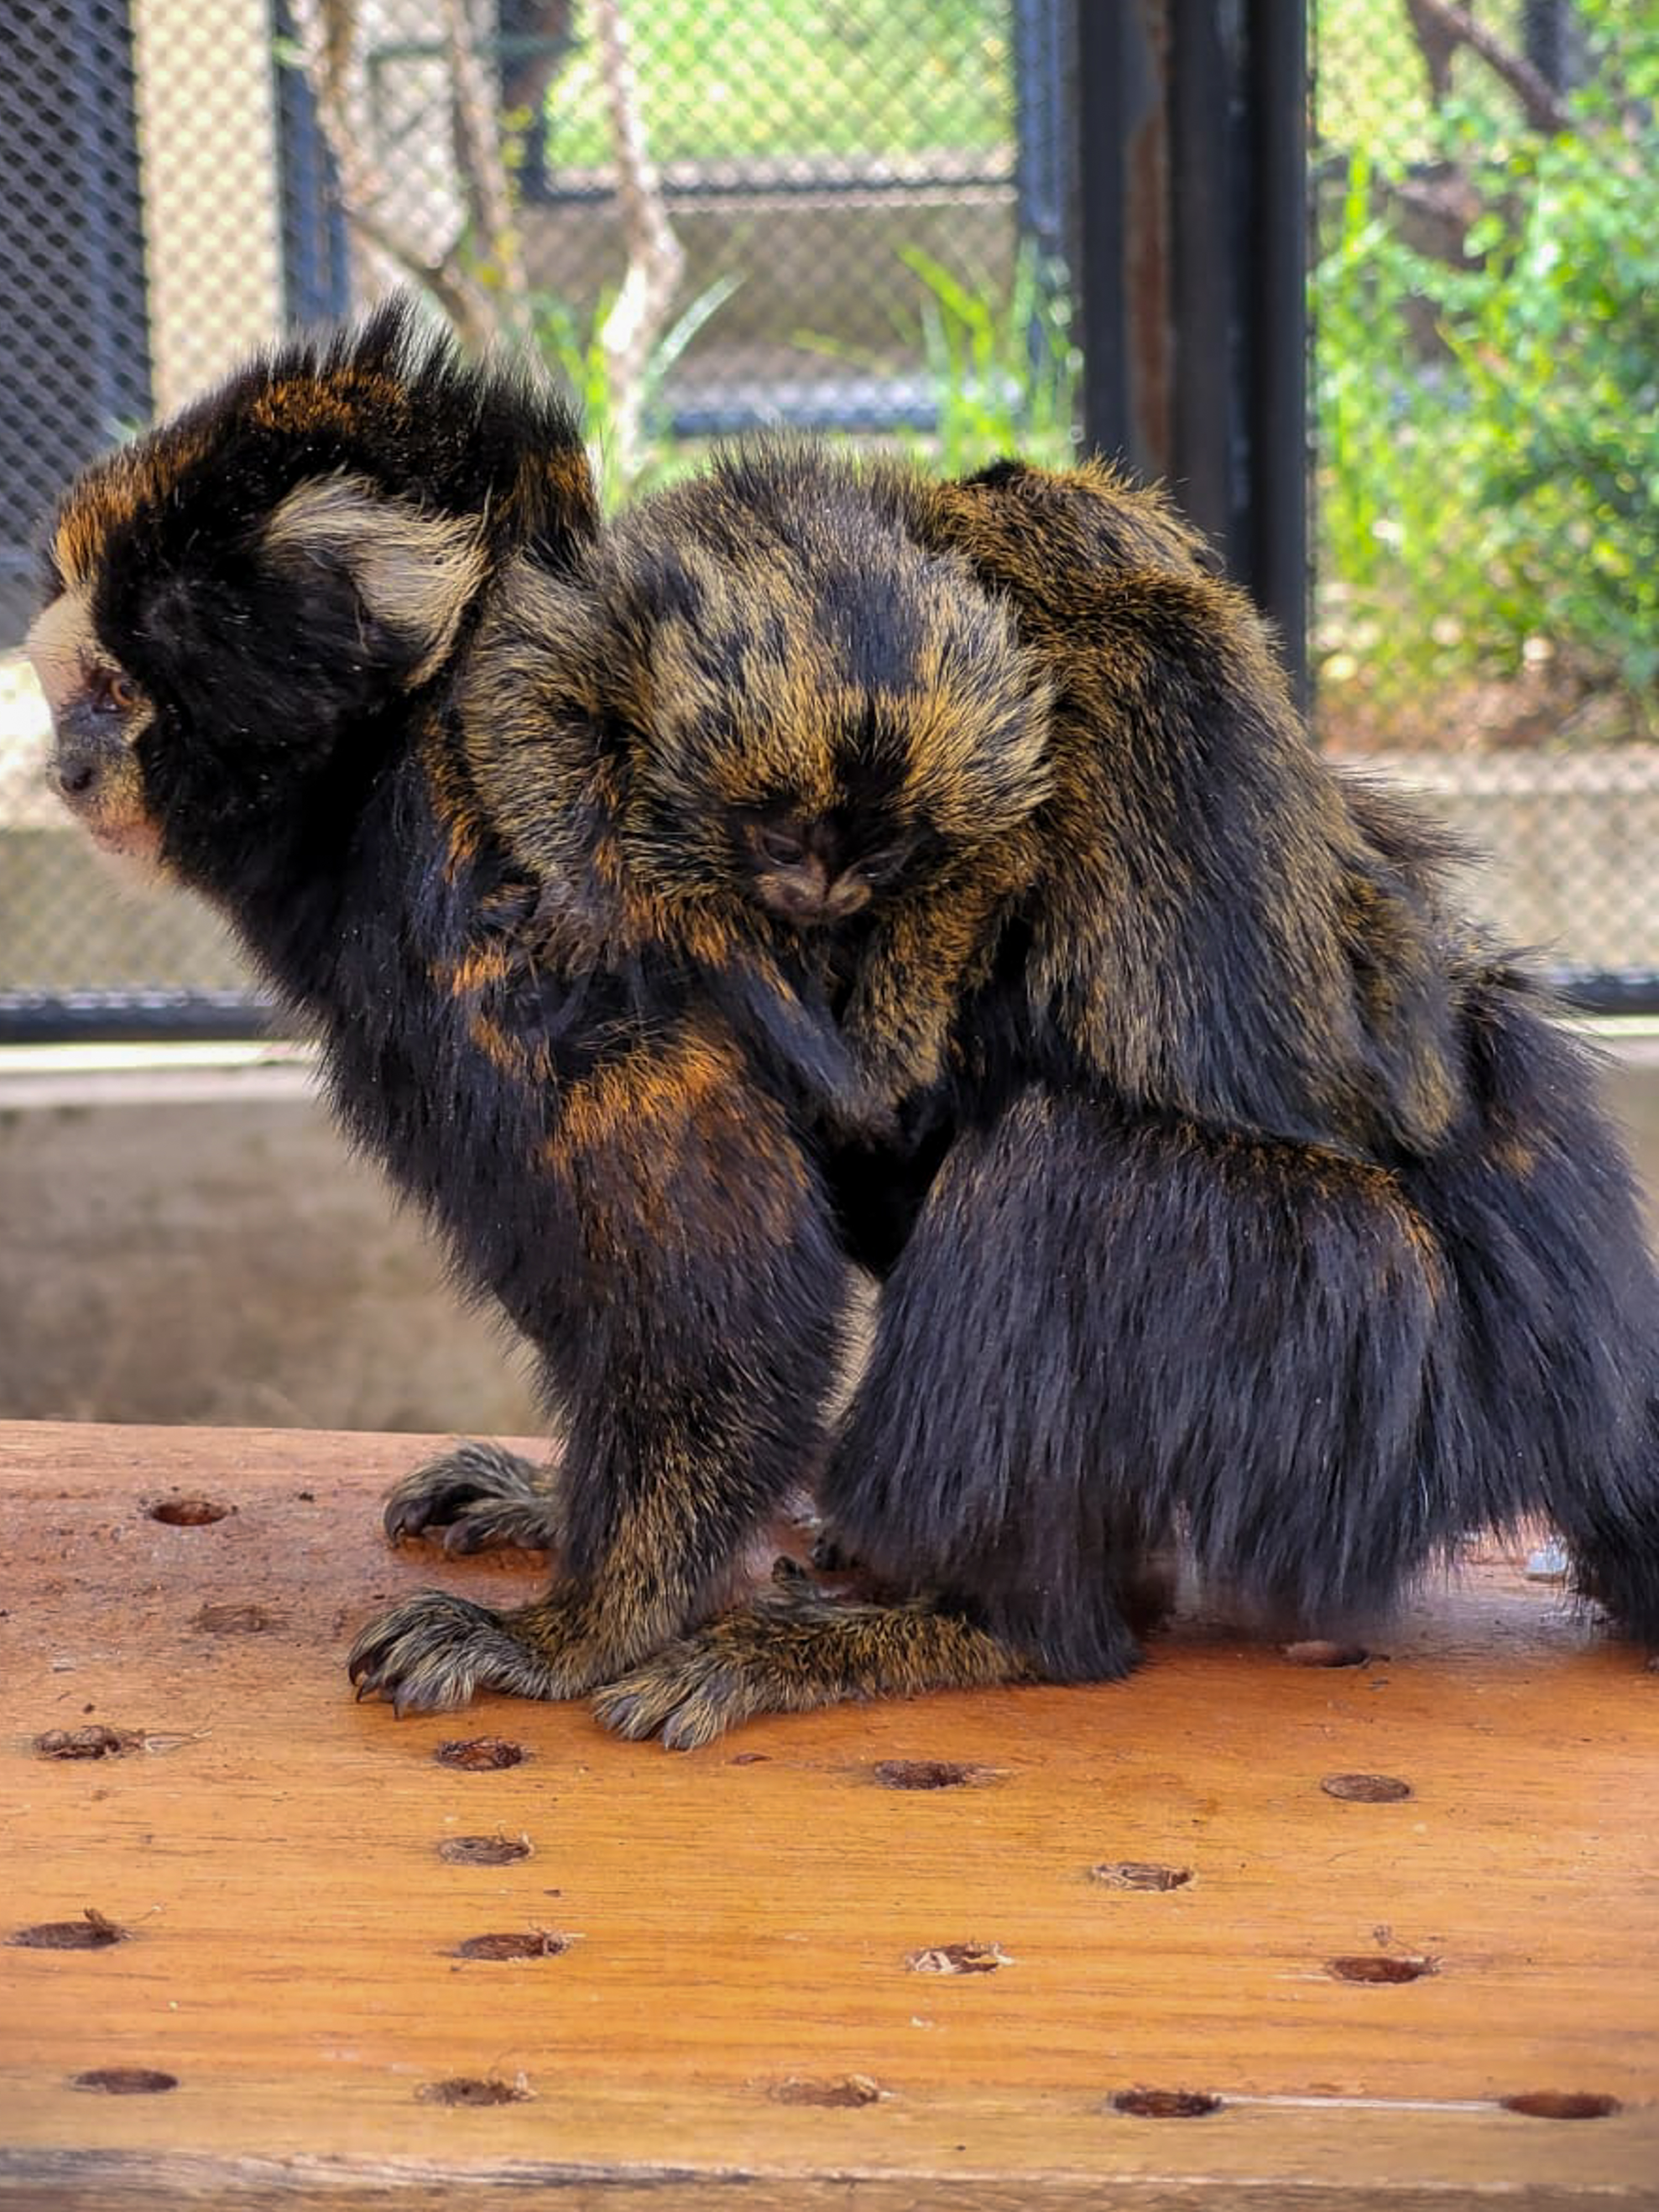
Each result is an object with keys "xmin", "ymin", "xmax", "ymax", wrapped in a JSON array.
[{"xmin": 1, "ymin": 1418, "xmax": 1655, "ymax": 2205}]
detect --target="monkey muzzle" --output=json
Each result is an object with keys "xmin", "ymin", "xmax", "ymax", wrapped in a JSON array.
[
  {"xmin": 46, "ymin": 706, "xmax": 161, "ymax": 865},
  {"xmin": 760, "ymin": 856, "xmax": 874, "ymax": 930},
  {"xmin": 51, "ymin": 702, "xmax": 126, "ymax": 802}
]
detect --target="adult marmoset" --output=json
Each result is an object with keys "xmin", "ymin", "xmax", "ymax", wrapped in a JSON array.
[
  {"xmin": 28, "ymin": 309, "xmax": 1055, "ymax": 1734},
  {"xmin": 468, "ymin": 446, "xmax": 1659, "ymax": 1746}
]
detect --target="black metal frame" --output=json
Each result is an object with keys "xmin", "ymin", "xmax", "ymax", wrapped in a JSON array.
[
  {"xmin": 6, "ymin": 1, "xmax": 1655, "ymax": 1041},
  {"xmin": 274, "ymin": 2, "xmax": 351, "ymax": 326},
  {"xmin": 1074, "ymin": 0, "xmax": 1308, "ymax": 703},
  {"xmin": 0, "ymin": 992, "xmax": 284, "ymax": 1045}
]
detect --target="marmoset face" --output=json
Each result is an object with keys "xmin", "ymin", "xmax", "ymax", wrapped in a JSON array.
[
  {"xmin": 27, "ymin": 583, "xmax": 162, "ymax": 869},
  {"xmin": 603, "ymin": 478, "xmax": 1049, "ymax": 931},
  {"xmin": 733, "ymin": 796, "xmax": 933, "ymax": 932}
]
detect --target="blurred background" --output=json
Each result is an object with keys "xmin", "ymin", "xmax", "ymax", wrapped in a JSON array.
[{"xmin": 3, "ymin": 0, "xmax": 1657, "ymax": 1429}]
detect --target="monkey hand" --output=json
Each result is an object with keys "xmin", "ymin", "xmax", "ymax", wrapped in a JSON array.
[
  {"xmin": 820, "ymin": 1078, "xmax": 904, "ymax": 1150},
  {"xmin": 380, "ymin": 1437, "xmax": 564, "ymax": 1556}
]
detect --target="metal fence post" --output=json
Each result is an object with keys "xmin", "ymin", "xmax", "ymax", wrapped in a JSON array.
[{"xmin": 1074, "ymin": 0, "xmax": 1308, "ymax": 703}]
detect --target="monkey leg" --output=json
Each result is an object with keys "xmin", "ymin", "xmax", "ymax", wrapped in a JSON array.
[
  {"xmin": 1397, "ymin": 974, "xmax": 1659, "ymax": 1652},
  {"xmin": 349, "ymin": 1031, "xmax": 853, "ymax": 1715},
  {"xmin": 587, "ymin": 1083, "xmax": 1468, "ymax": 1746},
  {"xmin": 592, "ymin": 1096, "xmax": 1161, "ymax": 1746},
  {"xmin": 828, "ymin": 1089, "xmax": 1474, "ymax": 1647},
  {"xmin": 381, "ymin": 1438, "xmax": 562, "ymax": 1556},
  {"xmin": 592, "ymin": 1570, "xmax": 1034, "ymax": 1750}
]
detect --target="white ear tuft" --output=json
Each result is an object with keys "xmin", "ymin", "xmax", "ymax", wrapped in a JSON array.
[{"xmin": 264, "ymin": 474, "xmax": 489, "ymax": 686}]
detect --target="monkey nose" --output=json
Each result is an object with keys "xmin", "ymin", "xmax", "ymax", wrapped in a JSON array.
[
  {"xmin": 57, "ymin": 753, "xmax": 100, "ymax": 797},
  {"xmin": 778, "ymin": 885, "xmax": 830, "ymax": 925}
]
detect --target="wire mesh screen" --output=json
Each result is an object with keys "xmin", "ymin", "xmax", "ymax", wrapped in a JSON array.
[
  {"xmin": 8, "ymin": 1, "xmax": 1657, "ymax": 1035},
  {"xmin": 0, "ymin": 0, "xmax": 1073, "ymax": 1035},
  {"xmin": 1313, "ymin": 0, "xmax": 1659, "ymax": 996}
]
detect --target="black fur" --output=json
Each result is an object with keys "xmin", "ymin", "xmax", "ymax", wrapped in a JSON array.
[
  {"xmin": 36, "ymin": 325, "xmax": 1659, "ymax": 1745},
  {"xmin": 590, "ymin": 450, "xmax": 1659, "ymax": 1739}
]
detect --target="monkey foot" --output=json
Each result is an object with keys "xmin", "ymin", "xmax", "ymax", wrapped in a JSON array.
[
  {"xmin": 591, "ymin": 1624, "xmax": 816, "ymax": 1751},
  {"xmin": 381, "ymin": 1438, "xmax": 560, "ymax": 1556},
  {"xmin": 591, "ymin": 1581, "xmax": 1033, "ymax": 1751},
  {"xmin": 347, "ymin": 1592, "xmax": 565, "ymax": 1715}
]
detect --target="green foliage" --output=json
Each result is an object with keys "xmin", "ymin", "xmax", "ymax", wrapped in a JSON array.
[
  {"xmin": 900, "ymin": 245, "xmax": 1081, "ymax": 474},
  {"xmin": 1446, "ymin": 92, "xmax": 1659, "ymax": 692},
  {"xmin": 543, "ymin": 0, "xmax": 1009, "ymax": 167},
  {"xmin": 798, "ymin": 244, "xmax": 1080, "ymax": 476},
  {"xmin": 1314, "ymin": 0, "xmax": 1659, "ymax": 723},
  {"xmin": 533, "ymin": 275, "xmax": 741, "ymax": 506}
]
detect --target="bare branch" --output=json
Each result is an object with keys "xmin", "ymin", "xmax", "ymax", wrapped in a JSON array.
[
  {"xmin": 439, "ymin": 0, "xmax": 531, "ymax": 343},
  {"xmin": 1403, "ymin": 0, "xmax": 1459, "ymax": 105},
  {"xmin": 285, "ymin": 0, "xmax": 529, "ymax": 356},
  {"xmin": 590, "ymin": 0, "xmax": 686, "ymax": 481},
  {"xmin": 1404, "ymin": 0, "xmax": 1574, "ymax": 134}
]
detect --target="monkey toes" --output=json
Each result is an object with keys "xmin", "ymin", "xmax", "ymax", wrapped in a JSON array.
[
  {"xmin": 380, "ymin": 1438, "xmax": 560, "ymax": 1555},
  {"xmin": 348, "ymin": 1591, "xmax": 566, "ymax": 1715},
  {"xmin": 591, "ymin": 1642, "xmax": 773, "ymax": 1751},
  {"xmin": 591, "ymin": 1584, "xmax": 860, "ymax": 1750}
]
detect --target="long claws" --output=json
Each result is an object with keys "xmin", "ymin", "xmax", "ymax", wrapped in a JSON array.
[
  {"xmin": 380, "ymin": 1440, "xmax": 554, "ymax": 1552},
  {"xmin": 348, "ymin": 1592, "xmax": 503, "ymax": 1714},
  {"xmin": 436, "ymin": 1498, "xmax": 559, "ymax": 1556},
  {"xmin": 347, "ymin": 1589, "xmax": 582, "ymax": 1713}
]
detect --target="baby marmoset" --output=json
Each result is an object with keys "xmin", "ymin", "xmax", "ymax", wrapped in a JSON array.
[
  {"xmin": 427, "ymin": 440, "xmax": 1659, "ymax": 1747},
  {"xmin": 456, "ymin": 446, "xmax": 1054, "ymax": 1269}
]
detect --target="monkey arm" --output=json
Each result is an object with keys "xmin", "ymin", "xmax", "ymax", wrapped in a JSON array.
[
  {"xmin": 349, "ymin": 1011, "xmax": 855, "ymax": 1712},
  {"xmin": 833, "ymin": 864, "xmax": 1033, "ymax": 1114}
]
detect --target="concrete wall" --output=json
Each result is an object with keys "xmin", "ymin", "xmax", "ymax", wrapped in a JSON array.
[
  {"xmin": 0, "ymin": 1053, "xmax": 538, "ymax": 1433},
  {"xmin": 3, "ymin": 1034, "xmax": 1659, "ymax": 1434}
]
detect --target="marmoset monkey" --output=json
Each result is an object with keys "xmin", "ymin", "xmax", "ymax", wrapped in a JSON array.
[
  {"xmin": 812, "ymin": 455, "xmax": 1659, "ymax": 1692},
  {"xmin": 34, "ymin": 316, "xmax": 1659, "ymax": 1747},
  {"xmin": 29, "ymin": 309, "xmax": 1047, "ymax": 1731},
  {"xmin": 387, "ymin": 437, "xmax": 1659, "ymax": 1746}
]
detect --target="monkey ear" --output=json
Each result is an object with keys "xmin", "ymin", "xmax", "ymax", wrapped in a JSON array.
[{"xmin": 263, "ymin": 474, "xmax": 489, "ymax": 687}]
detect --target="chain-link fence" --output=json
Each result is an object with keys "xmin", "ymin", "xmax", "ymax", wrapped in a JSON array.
[
  {"xmin": 4, "ymin": 0, "xmax": 1658, "ymax": 1032},
  {"xmin": 1313, "ymin": 0, "xmax": 1659, "ymax": 994},
  {"xmin": 0, "ymin": 0, "xmax": 1074, "ymax": 1033}
]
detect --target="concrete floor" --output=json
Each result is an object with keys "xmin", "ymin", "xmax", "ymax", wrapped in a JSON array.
[{"xmin": 3, "ymin": 1030, "xmax": 1659, "ymax": 1434}]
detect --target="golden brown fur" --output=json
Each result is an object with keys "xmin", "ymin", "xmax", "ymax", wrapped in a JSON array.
[
  {"xmin": 30, "ymin": 310, "xmax": 1659, "ymax": 1749},
  {"xmin": 461, "ymin": 448, "xmax": 1055, "ymax": 1136}
]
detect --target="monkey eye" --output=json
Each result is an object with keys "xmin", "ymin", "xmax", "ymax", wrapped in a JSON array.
[
  {"xmin": 757, "ymin": 825, "xmax": 807, "ymax": 868},
  {"xmin": 94, "ymin": 667, "xmax": 142, "ymax": 713}
]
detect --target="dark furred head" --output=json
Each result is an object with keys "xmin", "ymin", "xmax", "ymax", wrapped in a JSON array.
[
  {"xmin": 466, "ymin": 445, "xmax": 1051, "ymax": 945},
  {"xmin": 28, "ymin": 299, "xmax": 596, "ymax": 896}
]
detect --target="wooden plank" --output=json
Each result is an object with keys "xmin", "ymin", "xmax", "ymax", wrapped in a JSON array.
[{"xmin": 0, "ymin": 1417, "xmax": 1655, "ymax": 2206}]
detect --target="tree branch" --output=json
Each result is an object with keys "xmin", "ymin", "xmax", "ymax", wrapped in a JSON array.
[
  {"xmin": 439, "ymin": 0, "xmax": 531, "ymax": 342},
  {"xmin": 1404, "ymin": 0, "xmax": 1574, "ymax": 134},
  {"xmin": 286, "ymin": 0, "xmax": 529, "ymax": 356},
  {"xmin": 589, "ymin": 0, "xmax": 686, "ymax": 482}
]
